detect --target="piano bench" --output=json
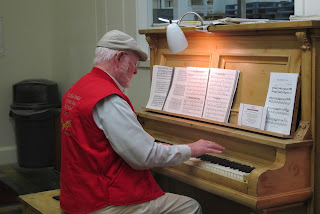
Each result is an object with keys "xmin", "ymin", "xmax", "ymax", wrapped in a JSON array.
[{"xmin": 19, "ymin": 189, "xmax": 61, "ymax": 214}]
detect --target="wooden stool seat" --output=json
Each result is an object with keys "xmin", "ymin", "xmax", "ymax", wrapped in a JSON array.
[{"xmin": 19, "ymin": 189, "xmax": 61, "ymax": 214}]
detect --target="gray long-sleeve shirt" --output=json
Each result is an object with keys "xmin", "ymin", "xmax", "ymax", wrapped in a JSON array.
[{"xmin": 92, "ymin": 72, "xmax": 191, "ymax": 170}]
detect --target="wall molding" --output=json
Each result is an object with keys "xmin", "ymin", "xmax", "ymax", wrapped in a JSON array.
[
  {"xmin": 0, "ymin": 146, "xmax": 17, "ymax": 164},
  {"xmin": 0, "ymin": 17, "xmax": 4, "ymax": 56}
]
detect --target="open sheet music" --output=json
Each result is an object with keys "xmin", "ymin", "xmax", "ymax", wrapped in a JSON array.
[
  {"xmin": 163, "ymin": 67, "xmax": 209, "ymax": 118},
  {"xmin": 203, "ymin": 68, "xmax": 240, "ymax": 122},
  {"xmin": 264, "ymin": 72, "xmax": 299, "ymax": 135},
  {"xmin": 146, "ymin": 65, "xmax": 173, "ymax": 110},
  {"xmin": 146, "ymin": 65, "xmax": 240, "ymax": 123}
]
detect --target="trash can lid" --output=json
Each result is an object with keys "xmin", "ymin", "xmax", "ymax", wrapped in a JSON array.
[
  {"xmin": 13, "ymin": 79, "xmax": 58, "ymax": 86},
  {"xmin": 12, "ymin": 79, "xmax": 60, "ymax": 109}
]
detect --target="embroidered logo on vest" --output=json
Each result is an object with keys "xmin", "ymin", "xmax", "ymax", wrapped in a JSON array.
[{"xmin": 61, "ymin": 119, "xmax": 71, "ymax": 130}]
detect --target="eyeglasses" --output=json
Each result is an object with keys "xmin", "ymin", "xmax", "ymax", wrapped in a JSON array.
[{"xmin": 124, "ymin": 53, "xmax": 140, "ymax": 67}]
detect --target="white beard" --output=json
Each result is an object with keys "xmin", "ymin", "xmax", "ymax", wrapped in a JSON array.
[{"xmin": 117, "ymin": 61, "xmax": 131, "ymax": 88}]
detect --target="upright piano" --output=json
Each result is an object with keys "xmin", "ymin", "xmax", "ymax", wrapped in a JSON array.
[{"xmin": 138, "ymin": 21, "xmax": 320, "ymax": 214}]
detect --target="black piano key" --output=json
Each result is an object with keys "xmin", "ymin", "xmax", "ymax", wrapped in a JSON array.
[{"xmin": 196, "ymin": 154, "xmax": 255, "ymax": 173}]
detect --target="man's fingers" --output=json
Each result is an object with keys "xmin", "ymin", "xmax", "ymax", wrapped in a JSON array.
[
  {"xmin": 211, "ymin": 143, "xmax": 225, "ymax": 150},
  {"xmin": 204, "ymin": 141, "xmax": 225, "ymax": 150},
  {"xmin": 189, "ymin": 139, "xmax": 226, "ymax": 157},
  {"xmin": 206, "ymin": 148, "xmax": 223, "ymax": 154}
]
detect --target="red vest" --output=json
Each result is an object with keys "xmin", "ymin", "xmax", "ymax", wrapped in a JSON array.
[{"xmin": 60, "ymin": 67, "xmax": 164, "ymax": 214}]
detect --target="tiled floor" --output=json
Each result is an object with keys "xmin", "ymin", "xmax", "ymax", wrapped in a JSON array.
[{"xmin": 0, "ymin": 164, "xmax": 60, "ymax": 214}]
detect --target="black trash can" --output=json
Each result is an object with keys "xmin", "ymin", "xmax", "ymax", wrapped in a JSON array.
[{"xmin": 9, "ymin": 79, "xmax": 60, "ymax": 168}]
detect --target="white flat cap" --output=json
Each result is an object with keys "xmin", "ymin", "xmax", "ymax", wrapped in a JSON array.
[{"xmin": 97, "ymin": 30, "xmax": 148, "ymax": 61}]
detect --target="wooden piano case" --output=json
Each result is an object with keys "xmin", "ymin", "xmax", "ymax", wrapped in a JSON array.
[{"xmin": 138, "ymin": 21, "xmax": 320, "ymax": 214}]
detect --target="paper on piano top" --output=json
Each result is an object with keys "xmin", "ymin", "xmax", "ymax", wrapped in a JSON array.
[
  {"xmin": 146, "ymin": 65, "xmax": 173, "ymax": 110},
  {"xmin": 264, "ymin": 72, "xmax": 299, "ymax": 135}
]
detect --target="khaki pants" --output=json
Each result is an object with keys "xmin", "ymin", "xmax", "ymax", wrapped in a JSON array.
[{"xmin": 88, "ymin": 193, "xmax": 202, "ymax": 214}]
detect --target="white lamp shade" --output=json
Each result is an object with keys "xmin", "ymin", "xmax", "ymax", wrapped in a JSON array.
[{"xmin": 166, "ymin": 23, "xmax": 188, "ymax": 53}]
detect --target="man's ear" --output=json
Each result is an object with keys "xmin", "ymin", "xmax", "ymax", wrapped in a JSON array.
[{"xmin": 114, "ymin": 51, "xmax": 125, "ymax": 66}]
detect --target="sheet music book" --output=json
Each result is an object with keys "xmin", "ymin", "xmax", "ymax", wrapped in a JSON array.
[
  {"xmin": 264, "ymin": 72, "xmax": 299, "ymax": 135},
  {"xmin": 146, "ymin": 65, "xmax": 240, "ymax": 123},
  {"xmin": 203, "ymin": 68, "xmax": 240, "ymax": 122},
  {"xmin": 163, "ymin": 67, "xmax": 209, "ymax": 118},
  {"xmin": 146, "ymin": 65, "xmax": 173, "ymax": 110}
]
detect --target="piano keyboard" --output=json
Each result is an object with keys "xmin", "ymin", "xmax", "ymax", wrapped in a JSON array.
[
  {"xmin": 157, "ymin": 140, "xmax": 255, "ymax": 181},
  {"xmin": 185, "ymin": 154, "xmax": 255, "ymax": 181}
]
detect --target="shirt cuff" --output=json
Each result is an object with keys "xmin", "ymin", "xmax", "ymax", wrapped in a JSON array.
[{"xmin": 175, "ymin": 144, "xmax": 192, "ymax": 161}]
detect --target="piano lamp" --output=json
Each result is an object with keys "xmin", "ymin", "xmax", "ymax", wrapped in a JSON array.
[{"xmin": 166, "ymin": 11, "xmax": 206, "ymax": 53}]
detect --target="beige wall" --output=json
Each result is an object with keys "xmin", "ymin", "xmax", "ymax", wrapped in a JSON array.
[
  {"xmin": 50, "ymin": 0, "xmax": 103, "ymax": 94},
  {"xmin": 0, "ymin": 0, "xmax": 150, "ymax": 164},
  {"xmin": 104, "ymin": 0, "xmax": 151, "ymax": 110},
  {"xmin": 0, "ymin": 0, "xmax": 54, "ymax": 164}
]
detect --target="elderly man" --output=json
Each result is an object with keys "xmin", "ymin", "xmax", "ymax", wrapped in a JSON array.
[{"xmin": 60, "ymin": 30, "xmax": 225, "ymax": 214}]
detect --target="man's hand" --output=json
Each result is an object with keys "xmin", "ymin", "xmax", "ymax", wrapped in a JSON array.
[{"xmin": 187, "ymin": 139, "xmax": 225, "ymax": 157}]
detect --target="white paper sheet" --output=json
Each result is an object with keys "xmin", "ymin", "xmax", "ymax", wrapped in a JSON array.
[
  {"xmin": 264, "ymin": 72, "xmax": 299, "ymax": 135},
  {"xmin": 203, "ymin": 68, "xmax": 240, "ymax": 122},
  {"xmin": 238, "ymin": 103, "xmax": 267, "ymax": 130},
  {"xmin": 146, "ymin": 65, "xmax": 173, "ymax": 110},
  {"xmin": 163, "ymin": 67, "xmax": 209, "ymax": 118}
]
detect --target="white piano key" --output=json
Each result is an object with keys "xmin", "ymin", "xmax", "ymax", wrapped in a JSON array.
[{"xmin": 185, "ymin": 158, "xmax": 249, "ymax": 181}]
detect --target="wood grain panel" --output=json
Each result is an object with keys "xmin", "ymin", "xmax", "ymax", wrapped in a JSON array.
[{"xmin": 160, "ymin": 54, "xmax": 211, "ymax": 68}]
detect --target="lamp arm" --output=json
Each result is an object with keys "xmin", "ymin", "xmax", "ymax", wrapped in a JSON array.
[{"xmin": 177, "ymin": 11, "xmax": 204, "ymax": 26}]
